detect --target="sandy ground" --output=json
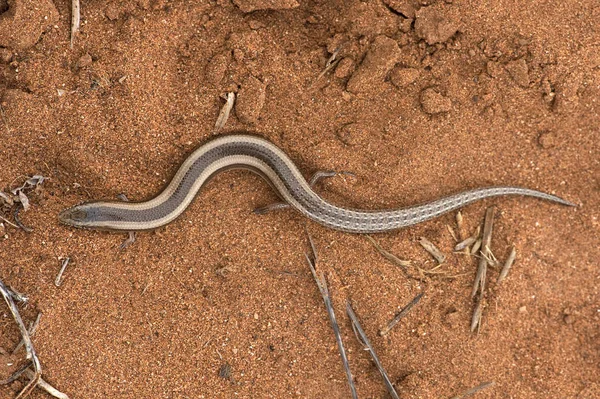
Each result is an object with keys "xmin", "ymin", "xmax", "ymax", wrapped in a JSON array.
[{"xmin": 0, "ymin": 0, "xmax": 598, "ymax": 398}]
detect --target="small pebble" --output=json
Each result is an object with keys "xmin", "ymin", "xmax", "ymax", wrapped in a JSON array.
[
  {"xmin": 537, "ymin": 130, "xmax": 557, "ymax": 149},
  {"xmin": 0, "ymin": 48, "xmax": 12, "ymax": 63},
  {"xmin": 105, "ymin": 3, "xmax": 120, "ymax": 21},
  {"xmin": 77, "ymin": 53, "xmax": 93, "ymax": 68}
]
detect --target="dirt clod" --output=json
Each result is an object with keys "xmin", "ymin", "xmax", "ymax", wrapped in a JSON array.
[
  {"xmin": 0, "ymin": 0, "xmax": 58, "ymax": 50},
  {"xmin": 390, "ymin": 66, "xmax": 420, "ymax": 88},
  {"xmin": 506, "ymin": 58, "xmax": 530, "ymax": 88},
  {"xmin": 414, "ymin": 4, "xmax": 460, "ymax": 44},
  {"xmin": 334, "ymin": 57, "xmax": 355, "ymax": 79},
  {"xmin": 346, "ymin": 35, "xmax": 401, "ymax": 94},
  {"xmin": 235, "ymin": 75, "xmax": 266, "ymax": 124},
  {"xmin": 420, "ymin": 87, "xmax": 451, "ymax": 114},
  {"xmin": 233, "ymin": 0, "xmax": 299, "ymax": 13}
]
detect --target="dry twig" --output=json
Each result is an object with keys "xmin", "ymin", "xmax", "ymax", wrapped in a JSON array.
[
  {"xmin": 0, "ymin": 279, "xmax": 41, "ymax": 399},
  {"xmin": 470, "ymin": 207, "xmax": 495, "ymax": 332},
  {"xmin": 379, "ymin": 293, "xmax": 423, "ymax": 336},
  {"xmin": 454, "ymin": 226, "xmax": 480, "ymax": 252},
  {"xmin": 366, "ymin": 235, "xmax": 411, "ymax": 272},
  {"xmin": 70, "ymin": 0, "xmax": 80, "ymax": 49},
  {"xmin": 214, "ymin": 92, "xmax": 235, "ymax": 132},
  {"xmin": 450, "ymin": 380, "xmax": 495, "ymax": 399},
  {"xmin": 12, "ymin": 313, "xmax": 42, "ymax": 354},
  {"xmin": 418, "ymin": 237, "xmax": 446, "ymax": 264},
  {"xmin": 55, "ymin": 257, "xmax": 71, "ymax": 287},
  {"xmin": 305, "ymin": 236, "xmax": 357, "ymax": 399},
  {"xmin": 346, "ymin": 302, "xmax": 399, "ymax": 399},
  {"xmin": 497, "ymin": 247, "xmax": 516, "ymax": 283},
  {"xmin": 23, "ymin": 368, "xmax": 70, "ymax": 399},
  {"xmin": 471, "ymin": 208, "xmax": 495, "ymax": 298}
]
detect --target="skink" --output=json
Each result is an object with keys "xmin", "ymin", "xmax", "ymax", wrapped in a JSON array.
[{"xmin": 58, "ymin": 134, "xmax": 574, "ymax": 233}]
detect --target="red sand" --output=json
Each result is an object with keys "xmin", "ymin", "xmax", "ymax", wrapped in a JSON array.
[{"xmin": 0, "ymin": 0, "xmax": 598, "ymax": 398}]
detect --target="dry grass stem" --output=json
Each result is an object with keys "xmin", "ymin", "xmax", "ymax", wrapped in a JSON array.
[
  {"xmin": 454, "ymin": 226, "xmax": 481, "ymax": 252},
  {"xmin": 71, "ymin": 0, "xmax": 80, "ymax": 49},
  {"xmin": 446, "ymin": 225, "xmax": 459, "ymax": 241},
  {"xmin": 0, "ymin": 215, "xmax": 19, "ymax": 229},
  {"xmin": 450, "ymin": 380, "xmax": 495, "ymax": 399},
  {"xmin": 418, "ymin": 237, "xmax": 446, "ymax": 264},
  {"xmin": 470, "ymin": 238, "xmax": 482, "ymax": 255},
  {"xmin": 347, "ymin": 302, "xmax": 399, "ymax": 399},
  {"xmin": 0, "ymin": 279, "xmax": 41, "ymax": 399},
  {"xmin": 305, "ymin": 236, "xmax": 357, "ymax": 399},
  {"xmin": 12, "ymin": 313, "xmax": 42, "ymax": 354},
  {"xmin": 470, "ymin": 296, "xmax": 483, "ymax": 332},
  {"xmin": 366, "ymin": 235, "xmax": 411, "ymax": 270},
  {"xmin": 312, "ymin": 44, "xmax": 345, "ymax": 86},
  {"xmin": 497, "ymin": 247, "xmax": 517, "ymax": 283},
  {"xmin": 214, "ymin": 92, "xmax": 235, "ymax": 132},
  {"xmin": 379, "ymin": 293, "xmax": 424, "ymax": 336},
  {"xmin": 456, "ymin": 211, "xmax": 464, "ymax": 233},
  {"xmin": 471, "ymin": 207, "xmax": 495, "ymax": 298},
  {"xmin": 55, "ymin": 257, "xmax": 71, "ymax": 287}
]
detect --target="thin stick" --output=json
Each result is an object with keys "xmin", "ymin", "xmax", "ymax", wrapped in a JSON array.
[
  {"xmin": 311, "ymin": 44, "xmax": 344, "ymax": 86},
  {"xmin": 13, "ymin": 205, "xmax": 33, "ymax": 233},
  {"xmin": 23, "ymin": 368, "xmax": 70, "ymax": 399},
  {"xmin": 366, "ymin": 235, "xmax": 411, "ymax": 272},
  {"xmin": 70, "ymin": 0, "xmax": 80, "ymax": 49},
  {"xmin": 55, "ymin": 257, "xmax": 71, "ymax": 287},
  {"xmin": 470, "ymin": 238, "xmax": 482, "ymax": 256},
  {"xmin": 0, "ymin": 361, "xmax": 31, "ymax": 385},
  {"xmin": 214, "ymin": 92, "xmax": 235, "ymax": 132},
  {"xmin": 454, "ymin": 226, "xmax": 480, "ymax": 252},
  {"xmin": 0, "ymin": 279, "xmax": 41, "ymax": 399},
  {"xmin": 446, "ymin": 225, "xmax": 459, "ymax": 242},
  {"xmin": 450, "ymin": 380, "xmax": 495, "ymax": 399},
  {"xmin": 379, "ymin": 293, "xmax": 424, "ymax": 336},
  {"xmin": 346, "ymin": 302, "xmax": 400, "ymax": 399},
  {"xmin": 470, "ymin": 296, "xmax": 483, "ymax": 332},
  {"xmin": 418, "ymin": 237, "xmax": 446, "ymax": 264},
  {"xmin": 471, "ymin": 207, "xmax": 495, "ymax": 297},
  {"xmin": 0, "ymin": 214, "xmax": 20, "ymax": 229},
  {"xmin": 305, "ymin": 239, "xmax": 357, "ymax": 399},
  {"xmin": 13, "ymin": 312, "xmax": 42, "ymax": 354},
  {"xmin": 456, "ymin": 211, "xmax": 464, "ymax": 237},
  {"xmin": 497, "ymin": 247, "xmax": 517, "ymax": 283}
]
